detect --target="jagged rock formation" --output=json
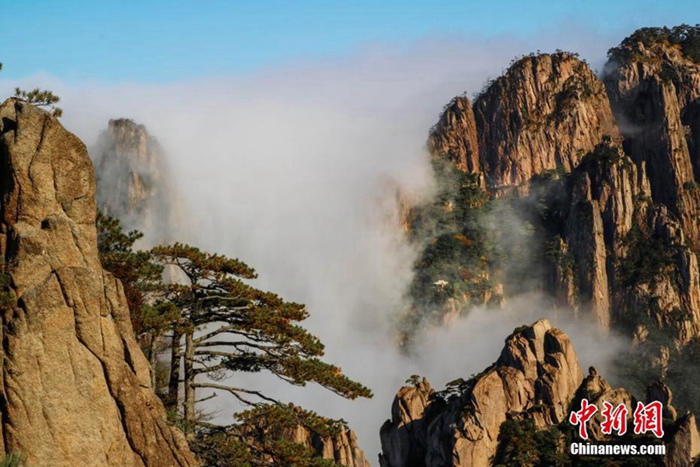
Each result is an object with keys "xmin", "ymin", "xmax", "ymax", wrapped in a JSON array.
[
  {"xmin": 378, "ymin": 378, "xmax": 434, "ymax": 467},
  {"xmin": 571, "ymin": 367, "xmax": 637, "ymax": 442},
  {"xmin": 391, "ymin": 26, "xmax": 700, "ymax": 466},
  {"xmin": 381, "ymin": 320, "xmax": 700, "ymax": 466},
  {"xmin": 604, "ymin": 36, "xmax": 700, "ymax": 245},
  {"xmin": 92, "ymin": 118, "xmax": 179, "ymax": 246},
  {"xmin": 551, "ymin": 141, "xmax": 649, "ymax": 330},
  {"xmin": 0, "ymin": 99, "xmax": 197, "ymax": 466},
  {"xmin": 418, "ymin": 52, "xmax": 631, "ymax": 334},
  {"xmin": 430, "ymin": 52, "xmax": 619, "ymax": 196},
  {"xmin": 412, "ymin": 31, "xmax": 700, "ymax": 386},
  {"xmin": 572, "ymin": 368, "xmax": 699, "ymax": 465},
  {"xmin": 289, "ymin": 425, "xmax": 370, "ymax": 467},
  {"xmin": 667, "ymin": 413, "xmax": 700, "ymax": 467},
  {"xmin": 476, "ymin": 53, "xmax": 620, "ymax": 194},
  {"xmin": 379, "ymin": 319, "xmax": 582, "ymax": 466},
  {"xmin": 648, "ymin": 380, "xmax": 678, "ymax": 421},
  {"xmin": 428, "ymin": 97, "xmax": 482, "ymax": 177}
]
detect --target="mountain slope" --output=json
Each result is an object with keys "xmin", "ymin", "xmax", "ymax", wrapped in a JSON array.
[{"xmin": 0, "ymin": 98, "xmax": 197, "ymax": 466}]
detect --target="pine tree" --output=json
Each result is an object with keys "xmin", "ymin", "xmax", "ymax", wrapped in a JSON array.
[
  {"xmin": 97, "ymin": 216, "xmax": 372, "ymax": 464},
  {"xmin": 149, "ymin": 243, "xmax": 372, "ymax": 430},
  {"xmin": 0, "ymin": 60, "xmax": 63, "ymax": 117},
  {"xmin": 14, "ymin": 88, "xmax": 63, "ymax": 117},
  {"xmin": 96, "ymin": 212, "xmax": 178, "ymax": 388}
]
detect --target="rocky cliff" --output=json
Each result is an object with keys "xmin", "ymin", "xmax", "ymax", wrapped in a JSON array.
[
  {"xmin": 0, "ymin": 98, "xmax": 197, "ymax": 466},
  {"xmin": 394, "ymin": 29, "xmax": 700, "ymax": 464},
  {"xmin": 604, "ymin": 33, "xmax": 700, "ymax": 245},
  {"xmin": 407, "ymin": 29, "xmax": 700, "ymax": 412},
  {"xmin": 380, "ymin": 320, "xmax": 700, "ymax": 466},
  {"xmin": 290, "ymin": 424, "xmax": 371, "ymax": 467},
  {"xmin": 429, "ymin": 52, "xmax": 619, "ymax": 196},
  {"xmin": 417, "ymin": 52, "xmax": 630, "ymax": 334},
  {"xmin": 380, "ymin": 319, "xmax": 582, "ymax": 466},
  {"xmin": 92, "ymin": 118, "xmax": 179, "ymax": 246},
  {"xmin": 428, "ymin": 97, "xmax": 481, "ymax": 177}
]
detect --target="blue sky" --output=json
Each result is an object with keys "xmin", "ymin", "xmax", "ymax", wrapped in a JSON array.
[{"xmin": 1, "ymin": 1, "xmax": 697, "ymax": 83}]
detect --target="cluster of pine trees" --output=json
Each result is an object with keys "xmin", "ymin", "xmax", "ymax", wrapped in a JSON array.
[{"xmin": 96, "ymin": 212, "xmax": 371, "ymax": 465}]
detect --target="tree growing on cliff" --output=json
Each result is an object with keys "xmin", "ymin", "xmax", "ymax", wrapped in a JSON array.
[
  {"xmin": 97, "ymin": 217, "xmax": 372, "ymax": 464},
  {"xmin": 0, "ymin": 60, "xmax": 63, "ymax": 117},
  {"xmin": 608, "ymin": 24, "xmax": 700, "ymax": 63},
  {"xmin": 14, "ymin": 88, "xmax": 63, "ymax": 117},
  {"xmin": 149, "ymin": 243, "xmax": 372, "ymax": 425},
  {"xmin": 96, "ymin": 212, "xmax": 179, "ymax": 389}
]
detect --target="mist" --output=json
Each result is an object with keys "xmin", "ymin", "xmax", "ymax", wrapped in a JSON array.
[{"xmin": 1, "ymin": 29, "xmax": 631, "ymax": 460}]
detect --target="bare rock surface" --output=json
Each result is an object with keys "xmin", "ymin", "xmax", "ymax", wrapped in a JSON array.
[
  {"xmin": 422, "ymin": 39, "xmax": 700, "ymax": 355},
  {"xmin": 379, "ymin": 319, "xmax": 582, "ymax": 467},
  {"xmin": 604, "ymin": 40, "xmax": 700, "ymax": 244},
  {"xmin": 92, "ymin": 118, "xmax": 182, "ymax": 246},
  {"xmin": 0, "ymin": 98, "xmax": 197, "ymax": 466},
  {"xmin": 454, "ymin": 52, "xmax": 618, "ymax": 194},
  {"xmin": 289, "ymin": 424, "xmax": 371, "ymax": 467}
]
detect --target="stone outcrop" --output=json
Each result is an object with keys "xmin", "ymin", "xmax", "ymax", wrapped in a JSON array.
[
  {"xmin": 667, "ymin": 413, "xmax": 700, "ymax": 467},
  {"xmin": 571, "ymin": 369, "xmax": 700, "ymax": 467},
  {"xmin": 428, "ymin": 96, "xmax": 481, "ymax": 176},
  {"xmin": 289, "ymin": 424, "xmax": 370, "ymax": 467},
  {"xmin": 554, "ymin": 142, "xmax": 648, "ymax": 330},
  {"xmin": 571, "ymin": 367, "xmax": 636, "ymax": 442},
  {"xmin": 416, "ymin": 33, "xmax": 700, "ymax": 363},
  {"xmin": 428, "ymin": 52, "xmax": 619, "ymax": 195},
  {"xmin": 0, "ymin": 99, "xmax": 197, "ymax": 466},
  {"xmin": 378, "ymin": 378, "xmax": 434, "ymax": 467},
  {"xmin": 381, "ymin": 321, "xmax": 700, "ymax": 466},
  {"xmin": 91, "ymin": 118, "xmax": 180, "ymax": 246},
  {"xmin": 604, "ymin": 39, "xmax": 700, "ymax": 245},
  {"xmin": 379, "ymin": 319, "xmax": 582, "ymax": 466},
  {"xmin": 394, "ymin": 28, "xmax": 700, "ymax": 466},
  {"xmin": 419, "ymin": 52, "xmax": 627, "ymax": 333}
]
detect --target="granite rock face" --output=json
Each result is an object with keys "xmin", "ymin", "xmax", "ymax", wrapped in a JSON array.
[
  {"xmin": 428, "ymin": 52, "xmax": 619, "ymax": 195},
  {"xmin": 428, "ymin": 96, "xmax": 482, "ymax": 177},
  {"xmin": 92, "ymin": 118, "xmax": 181, "ymax": 246},
  {"xmin": 667, "ymin": 413, "xmax": 700, "ymax": 467},
  {"xmin": 392, "ymin": 29, "xmax": 700, "ymax": 467},
  {"xmin": 604, "ymin": 40, "xmax": 700, "ymax": 245},
  {"xmin": 571, "ymin": 367, "xmax": 636, "ymax": 442},
  {"xmin": 379, "ymin": 320, "xmax": 582, "ymax": 467},
  {"xmin": 378, "ymin": 378, "xmax": 434, "ymax": 467},
  {"xmin": 288, "ymin": 424, "xmax": 371, "ymax": 467},
  {"xmin": 0, "ymin": 99, "xmax": 198, "ymax": 466},
  {"xmin": 380, "ymin": 321, "xmax": 700, "ymax": 466},
  {"xmin": 419, "ymin": 39, "xmax": 700, "ymax": 355}
]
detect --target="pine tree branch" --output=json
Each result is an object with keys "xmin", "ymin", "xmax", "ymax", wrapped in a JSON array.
[{"xmin": 193, "ymin": 383, "xmax": 281, "ymax": 406}]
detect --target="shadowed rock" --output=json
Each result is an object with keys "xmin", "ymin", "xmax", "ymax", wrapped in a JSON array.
[
  {"xmin": 379, "ymin": 319, "xmax": 582, "ymax": 467},
  {"xmin": 0, "ymin": 98, "xmax": 197, "ymax": 466}
]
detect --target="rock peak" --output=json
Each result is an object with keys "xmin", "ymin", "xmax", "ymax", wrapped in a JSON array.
[
  {"xmin": 92, "ymin": 116, "xmax": 181, "ymax": 246},
  {"xmin": 429, "ymin": 52, "xmax": 619, "ymax": 196},
  {"xmin": 380, "ymin": 320, "xmax": 582, "ymax": 466},
  {"xmin": 0, "ymin": 98, "xmax": 197, "ymax": 466}
]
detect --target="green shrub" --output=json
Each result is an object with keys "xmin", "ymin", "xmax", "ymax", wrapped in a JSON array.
[
  {"xmin": 494, "ymin": 418, "xmax": 568, "ymax": 466},
  {"xmin": 608, "ymin": 24, "xmax": 700, "ymax": 64},
  {"xmin": 617, "ymin": 226, "xmax": 679, "ymax": 286}
]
